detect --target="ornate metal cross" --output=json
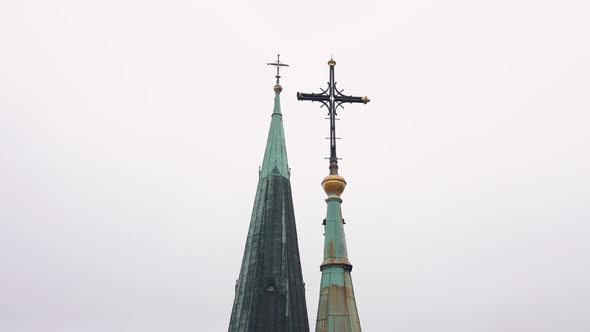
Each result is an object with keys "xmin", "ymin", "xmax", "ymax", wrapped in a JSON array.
[
  {"xmin": 297, "ymin": 58, "xmax": 370, "ymax": 173},
  {"xmin": 267, "ymin": 54, "xmax": 289, "ymax": 84}
]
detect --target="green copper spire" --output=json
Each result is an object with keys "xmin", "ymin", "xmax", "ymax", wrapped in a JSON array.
[
  {"xmin": 228, "ymin": 68, "xmax": 310, "ymax": 332},
  {"xmin": 260, "ymin": 86, "xmax": 289, "ymax": 179},
  {"xmin": 297, "ymin": 58, "xmax": 368, "ymax": 332},
  {"xmin": 315, "ymin": 173, "xmax": 362, "ymax": 332}
]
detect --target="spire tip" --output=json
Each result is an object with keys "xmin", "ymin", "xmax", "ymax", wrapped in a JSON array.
[{"xmin": 268, "ymin": 54, "xmax": 289, "ymax": 86}]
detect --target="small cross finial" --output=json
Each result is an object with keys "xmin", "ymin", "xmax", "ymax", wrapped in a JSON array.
[{"xmin": 267, "ymin": 54, "xmax": 289, "ymax": 84}]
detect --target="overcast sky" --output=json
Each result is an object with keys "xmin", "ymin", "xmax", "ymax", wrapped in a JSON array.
[{"xmin": 1, "ymin": 1, "xmax": 589, "ymax": 331}]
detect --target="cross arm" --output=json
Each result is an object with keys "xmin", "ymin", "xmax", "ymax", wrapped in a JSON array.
[
  {"xmin": 334, "ymin": 95, "xmax": 370, "ymax": 104},
  {"xmin": 297, "ymin": 92, "xmax": 330, "ymax": 102}
]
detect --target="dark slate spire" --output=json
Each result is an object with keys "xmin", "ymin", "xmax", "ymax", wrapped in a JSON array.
[{"xmin": 228, "ymin": 65, "xmax": 310, "ymax": 332}]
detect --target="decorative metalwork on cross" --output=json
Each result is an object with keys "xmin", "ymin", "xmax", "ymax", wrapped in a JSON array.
[
  {"xmin": 297, "ymin": 58, "xmax": 370, "ymax": 174},
  {"xmin": 267, "ymin": 54, "xmax": 289, "ymax": 84}
]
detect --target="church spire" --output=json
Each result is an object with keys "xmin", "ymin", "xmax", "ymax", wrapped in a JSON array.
[
  {"xmin": 228, "ymin": 56, "xmax": 310, "ymax": 332},
  {"xmin": 260, "ymin": 85, "xmax": 288, "ymax": 178},
  {"xmin": 297, "ymin": 58, "xmax": 369, "ymax": 332}
]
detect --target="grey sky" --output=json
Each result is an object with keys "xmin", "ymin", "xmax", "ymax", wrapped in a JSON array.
[{"xmin": 1, "ymin": 0, "xmax": 589, "ymax": 331}]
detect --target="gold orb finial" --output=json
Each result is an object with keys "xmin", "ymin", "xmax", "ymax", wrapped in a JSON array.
[
  {"xmin": 273, "ymin": 84, "xmax": 283, "ymax": 93},
  {"xmin": 322, "ymin": 173, "xmax": 346, "ymax": 197},
  {"xmin": 328, "ymin": 58, "xmax": 336, "ymax": 66}
]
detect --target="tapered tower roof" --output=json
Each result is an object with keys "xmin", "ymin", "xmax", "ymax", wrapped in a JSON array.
[
  {"xmin": 297, "ymin": 58, "xmax": 369, "ymax": 332},
  {"xmin": 228, "ymin": 61, "xmax": 310, "ymax": 332}
]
